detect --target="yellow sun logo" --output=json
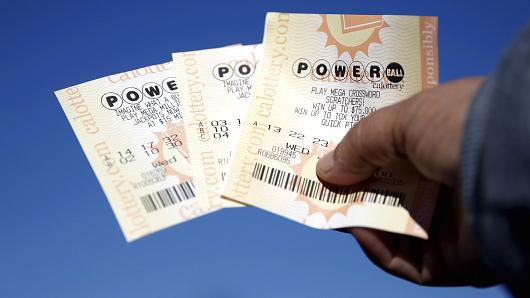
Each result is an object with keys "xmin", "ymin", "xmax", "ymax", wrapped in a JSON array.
[{"xmin": 318, "ymin": 14, "xmax": 389, "ymax": 59}]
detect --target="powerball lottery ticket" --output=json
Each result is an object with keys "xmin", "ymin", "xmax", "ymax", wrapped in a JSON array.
[
  {"xmin": 55, "ymin": 61, "xmax": 216, "ymax": 241},
  {"xmin": 222, "ymin": 13, "xmax": 439, "ymax": 238},
  {"xmin": 172, "ymin": 44, "xmax": 262, "ymax": 209}
]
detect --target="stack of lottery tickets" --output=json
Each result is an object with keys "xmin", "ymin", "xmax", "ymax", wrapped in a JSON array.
[{"xmin": 55, "ymin": 13, "xmax": 439, "ymax": 241}]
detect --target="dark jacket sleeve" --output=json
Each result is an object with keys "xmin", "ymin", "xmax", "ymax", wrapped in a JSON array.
[{"xmin": 460, "ymin": 26, "xmax": 530, "ymax": 297}]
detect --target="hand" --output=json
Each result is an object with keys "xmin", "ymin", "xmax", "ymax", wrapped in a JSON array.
[{"xmin": 316, "ymin": 77, "xmax": 498, "ymax": 286}]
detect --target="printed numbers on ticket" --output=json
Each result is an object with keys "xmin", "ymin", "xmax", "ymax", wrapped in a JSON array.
[
  {"xmin": 55, "ymin": 62, "xmax": 216, "ymax": 242},
  {"xmin": 173, "ymin": 44, "xmax": 262, "ymax": 209},
  {"xmin": 223, "ymin": 13, "xmax": 440, "ymax": 238}
]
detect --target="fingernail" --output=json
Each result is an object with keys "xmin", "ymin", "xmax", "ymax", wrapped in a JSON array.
[{"xmin": 316, "ymin": 152, "xmax": 334, "ymax": 176}]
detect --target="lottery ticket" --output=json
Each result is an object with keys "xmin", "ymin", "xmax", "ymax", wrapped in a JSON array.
[
  {"xmin": 222, "ymin": 13, "xmax": 439, "ymax": 238},
  {"xmin": 55, "ymin": 61, "xmax": 216, "ymax": 242},
  {"xmin": 172, "ymin": 44, "xmax": 262, "ymax": 209}
]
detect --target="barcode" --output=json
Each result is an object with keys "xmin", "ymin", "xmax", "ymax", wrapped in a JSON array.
[
  {"xmin": 252, "ymin": 163, "xmax": 405, "ymax": 207},
  {"xmin": 140, "ymin": 180, "xmax": 196, "ymax": 213}
]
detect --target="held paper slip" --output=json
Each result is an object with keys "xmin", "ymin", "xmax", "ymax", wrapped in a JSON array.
[
  {"xmin": 173, "ymin": 44, "xmax": 262, "ymax": 209},
  {"xmin": 55, "ymin": 61, "xmax": 219, "ymax": 241},
  {"xmin": 222, "ymin": 13, "xmax": 439, "ymax": 238}
]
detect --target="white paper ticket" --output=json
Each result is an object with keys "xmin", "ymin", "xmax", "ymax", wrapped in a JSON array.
[
  {"xmin": 55, "ymin": 62, "xmax": 216, "ymax": 242},
  {"xmin": 172, "ymin": 44, "xmax": 262, "ymax": 209},
  {"xmin": 222, "ymin": 13, "xmax": 440, "ymax": 238}
]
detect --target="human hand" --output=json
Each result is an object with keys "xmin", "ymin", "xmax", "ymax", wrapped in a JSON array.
[{"xmin": 316, "ymin": 77, "xmax": 498, "ymax": 286}]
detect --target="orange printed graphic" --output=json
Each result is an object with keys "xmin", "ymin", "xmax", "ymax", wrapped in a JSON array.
[
  {"xmin": 289, "ymin": 142, "xmax": 362, "ymax": 221},
  {"xmin": 318, "ymin": 14, "xmax": 388, "ymax": 58},
  {"xmin": 152, "ymin": 122, "xmax": 192, "ymax": 182}
]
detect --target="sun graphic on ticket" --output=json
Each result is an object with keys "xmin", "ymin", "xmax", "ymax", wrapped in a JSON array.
[
  {"xmin": 318, "ymin": 14, "xmax": 388, "ymax": 58},
  {"xmin": 289, "ymin": 142, "xmax": 363, "ymax": 222},
  {"xmin": 151, "ymin": 122, "xmax": 192, "ymax": 182}
]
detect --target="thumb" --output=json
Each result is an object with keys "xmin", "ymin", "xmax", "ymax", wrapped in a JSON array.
[{"xmin": 316, "ymin": 102, "xmax": 407, "ymax": 185}]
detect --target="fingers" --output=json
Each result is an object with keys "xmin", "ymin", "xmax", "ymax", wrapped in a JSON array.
[
  {"xmin": 349, "ymin": 227, "xmax": 395, "ymax": 266},
  {"xmin": 350, "ymin": 227, "xmax": 426, "ymax": 285},
  {"xmin": 316, "ymin": 102, "xmax": 407, "ymax": 185}
]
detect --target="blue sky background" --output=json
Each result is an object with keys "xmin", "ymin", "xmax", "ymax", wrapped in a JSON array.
[{"xmin": 1, "ymin": 1, "xmax": 528, "ymax": 297}]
